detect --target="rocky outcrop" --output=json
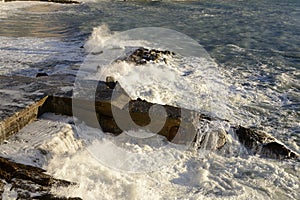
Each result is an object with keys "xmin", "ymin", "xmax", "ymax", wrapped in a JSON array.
[
  {"xmin": 234, "ymin": 126, "xmax": 298, "ymax": 159},
  {"xmin": 0, "ymin": 156, "xmax": 81, "ymax": 199},
  {"xmin": 117, "ymin": 47, "xmax": 175, "ymax": 65}
]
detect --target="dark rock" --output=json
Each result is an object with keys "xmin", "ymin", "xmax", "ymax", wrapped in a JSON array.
[
  {"xmin": 0, "ymin": 156, "xmax": 81, "ymax": 199},
  {"xmin": 36, "ymin": 72, "xmax": 49, "ymax": 78},
  {"xmin": 105, "ymin": 76, "xmax": 117, "ymax": 89},
  {"xmin": 33, "ymin": 194, "xmax": 82, "ymax": 200},
  {"xmin": 0, "ymin": 180, "xmax": 4, "ymax": 197},
  {"xmin": 234, "ymin": 126, "xmax": 299, "ymax": 159},
  {"xmin": 118, "ymin": 47, "xmax": 175, "ymax": 65},
  {"xmin": 261, "ymin": 142, "xmax": 298, "ymax": 159},
  {"xmin": 91, "ymin": 50, "xmax": 103, "ymax": 55}
]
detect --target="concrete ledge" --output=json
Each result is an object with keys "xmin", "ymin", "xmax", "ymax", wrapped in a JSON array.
[
  {"xmin": 0, "ymin": 96, "xmax": 48, "ymax": 143},
  {"xmin": 0, "ymin": 75, "xmax": 298, "ymax": 159}
]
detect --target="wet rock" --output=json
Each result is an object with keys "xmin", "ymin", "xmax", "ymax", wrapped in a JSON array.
[
  {"xmin": 234, "ymin": 126, "xmax": 299, "ymax": 159},
  {"xmin": 91, "ymin": 50, "xmax": 103, "ymax": 55},
  {"xmin": 216, "ymin": 129, "xmax": 227, "ymax": 149},
  {"xmin": 194, "ymin": 120, "xmax": 227, "ymax": 151},
  {"xmin": 36, "ymin": 72, "xmax": 49, "ymax": 78},
  {"xmin": 198, "ymin": 130, "xmax": 227, "ymax": 150},
  {"xmin": 0, "ymin": 156, "xmax": 82, "ymax": 199},
  {"xmin": 118, "ymin": 47, "xmax": 175, "ymax": 65},
  {"xmin": 105, "ymin": 76, "xmax": 117, "ymax": 89},
  {"xmin": 0, "ymin": 179, "xmax": 4, "ymax": 197},
  {"xmin": 261, "ymin": 142, "xmax": 298, "ymax": 159}
]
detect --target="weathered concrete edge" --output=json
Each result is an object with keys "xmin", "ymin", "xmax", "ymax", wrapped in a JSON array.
[
  {"xmin": 40, "ymin": 93, "xmax": 221, "ymax": 147},
  {"xmin": 0, "ymin": 96, "xmax": 48, "ymax": 143},
  {"xmin": 0, "ymin": 74, "xmax": 298, "ymax": 159}
]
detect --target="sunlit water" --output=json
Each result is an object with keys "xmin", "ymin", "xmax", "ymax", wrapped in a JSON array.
[{"xmin": 0, "ymin": 1, "xmax": 299, "ymax": 199}]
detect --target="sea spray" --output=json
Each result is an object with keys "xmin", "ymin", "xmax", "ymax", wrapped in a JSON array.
[
  {"xmin": 81, "ymin": 24, "xmax": 232, "ymax": 123},
  {"xmin": 45, "ymin": 119, "xmax": 299, "ymax": 200},
  {"xmin": 0, "ymin": 1, "xmax": 299, "ymax": 199}
]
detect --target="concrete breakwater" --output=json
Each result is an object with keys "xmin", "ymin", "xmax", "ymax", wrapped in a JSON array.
[
  {"xmin": 0, "ymin": 73, "xmax": 298, "ymax": 198},
  {"xmin": 0, "ymin": 74, "xmax": 225, "ymax": 149},
  {"xmin": 0, "ymin": 74, "xmax": 298, "ymax": 159}
]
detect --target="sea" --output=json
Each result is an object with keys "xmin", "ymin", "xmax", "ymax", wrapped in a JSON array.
[{"xmin": 0, "ymin": 0, "xmax": 299, "ymax": 199}]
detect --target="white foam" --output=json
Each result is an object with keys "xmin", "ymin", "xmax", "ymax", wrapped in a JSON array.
[
  {"xmin": 78, "ymin": 25, "xmax": 300, "ymax": 155},
  {"xmin": 54, "ymin": 24, "xmax": 300, "ymax": 199},
  {"xmin": 81, "ymin": 25, "xmax": 231, "ymax": 120},
  {"xmin": 0, "ymin": 36, "xmax": 83, "ymax": 76},
  {"xmin": 84, "ymin": 24, "xmax": 149, "ymax": 53},
  {"xmin": 2, "ymin": 183, "xmax": 18, "ymax": 200},
  {"xmin": 0, "ymin": 1, "xmax": 44, "ymax": 19},
  {"xmin": 0, "ymin": 15, "xmax": 298, "ymax": 200},
  {"xmin": 0, "ymin": 113, "xmax": 82, "ymax": 168},
  {"xmin": 0, "ymin": 112, "xmax": 298, "ymax": 199},
  {"xmin": 46, "ymin": 131, "xmax": 299, "ymax": 200}
]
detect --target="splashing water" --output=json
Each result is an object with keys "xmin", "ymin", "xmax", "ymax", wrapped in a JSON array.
[{"xmin": 0, "ymin": 1, "xmax": 299, "ymax": 199}]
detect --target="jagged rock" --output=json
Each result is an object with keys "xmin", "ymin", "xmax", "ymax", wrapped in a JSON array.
[
  {"xmin": 0, "ymin": 156, "xmax": 82, "ymax": 199},
  {"xmin": 118, "ymin": 47, "xmax": 175, "ymax": 65},
  {"xmin": 234, "ymin": 126, "xmax": 299, "ymax": 159}
]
